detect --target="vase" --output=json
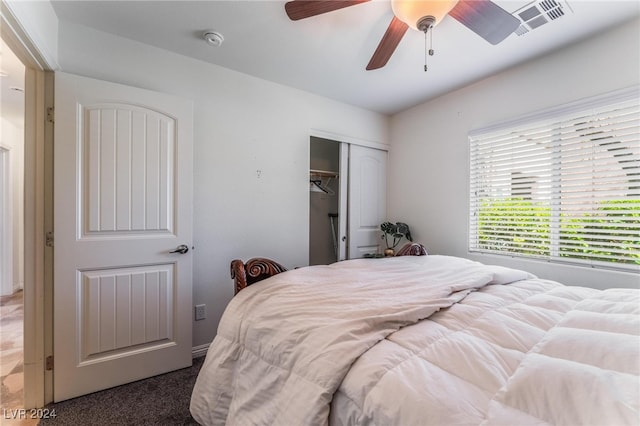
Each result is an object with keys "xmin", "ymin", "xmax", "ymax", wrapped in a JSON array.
[{"xmin": 384, "ymin": 248, "xmax": 395, "ymax": 257}]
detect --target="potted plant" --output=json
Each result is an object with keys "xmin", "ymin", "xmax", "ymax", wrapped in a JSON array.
[{"xmin": 380, "ymin": 221, "xmax": 413, "ymax": 256}]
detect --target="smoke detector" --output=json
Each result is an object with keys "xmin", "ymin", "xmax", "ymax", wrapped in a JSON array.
[
  {"xmin": 203, "ymin": 31, "xmax": 224, "ymax": 47},
  {"xmin": 513, "ymin": 0, "xmax": 574, "ymax": 36}
]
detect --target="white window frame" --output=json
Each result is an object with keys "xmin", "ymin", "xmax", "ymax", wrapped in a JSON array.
[{"xmin": 469, "ymin": 87, "xmax": 640, "ymax": 272}]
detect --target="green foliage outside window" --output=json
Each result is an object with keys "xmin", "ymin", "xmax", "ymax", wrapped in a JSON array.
[
  {"xmin": 476, "ymin": 198, "xmax": 640, "ymax": 265},
  {"xmin": 477, "ymin": 198, "xmax": 550, "ymax": 255}
]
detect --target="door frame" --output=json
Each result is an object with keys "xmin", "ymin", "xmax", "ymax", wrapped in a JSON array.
[
  {"xmin": 309, "ymin": 129, "xmax": 390, "ymax": 261},
  {"xmin": 0, "ymin": 146, "xmax": 12, "ymax": 296},
  {"xmin": 310, "ymin": 129, "xmax": 389, "ymax": 152},
  {"xmin": 1, "ymin": 2, "xmax": 55, "ymax": 408}
]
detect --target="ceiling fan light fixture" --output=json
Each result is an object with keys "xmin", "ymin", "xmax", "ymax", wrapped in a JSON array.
[
  {"xmin": 417, "ymin": 16, "xmax": 436, "ymax": 32},
  {"xmin": 391, "ymin": 0, "xmax": 459, "ymax": 31}
]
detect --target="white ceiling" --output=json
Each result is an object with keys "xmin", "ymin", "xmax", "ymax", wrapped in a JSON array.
[{"xmin": 45, "ymin": 1, "xmax": 640, "ymax": 115}]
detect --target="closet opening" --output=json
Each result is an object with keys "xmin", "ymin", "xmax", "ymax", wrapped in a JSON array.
[{"xmin": 309, "ymin": 137, "xmax": 343, "ymax": 265}]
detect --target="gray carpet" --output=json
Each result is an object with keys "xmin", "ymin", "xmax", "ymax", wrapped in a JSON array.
[{"xmin": 40, "ymin": 356, "xmax": 204, "ymax": 425}]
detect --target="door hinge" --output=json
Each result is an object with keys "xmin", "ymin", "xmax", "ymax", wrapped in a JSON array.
[
  {"xmin": 45, "ymin": 355, "xmax": 54, "ymax": 371},
  {"xmin": 45, "ymin": 231, "xmax": 54, "ymax": 247},
  {"xmin": 46, "ymin": 107, "xmax": 54, "ymax": 123}
]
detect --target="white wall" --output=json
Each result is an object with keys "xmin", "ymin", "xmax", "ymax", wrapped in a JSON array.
[
  {"xmin": 0, "ymin": 117, "xmax": 24, "ymax": 295},
  {"xmin": 56, "ymin": 22, "xmax": 389, "ymax": 346},
  {"xmin": 389, "ymin": 18, "xmax": 640, "ymax": 290}
]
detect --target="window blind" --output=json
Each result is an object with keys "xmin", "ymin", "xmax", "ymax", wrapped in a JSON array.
[{"xmin": 469, "ymin": 89, "xmax": 640, "ymax": 271}]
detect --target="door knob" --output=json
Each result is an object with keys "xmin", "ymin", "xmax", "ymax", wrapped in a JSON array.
[{"xmin": 170, "ymin": 244, "xmax": 189, "ymax": 254}]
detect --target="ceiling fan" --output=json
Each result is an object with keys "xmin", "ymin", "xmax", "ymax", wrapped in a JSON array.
[{"xmin": 284, "ymin": 0, "xmax": 520, "ymax": 70}]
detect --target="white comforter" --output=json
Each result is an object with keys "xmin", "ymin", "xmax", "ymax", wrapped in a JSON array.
[{"xmin": 190, "ymin": 255, "xmax": 640, "ymax": 426}]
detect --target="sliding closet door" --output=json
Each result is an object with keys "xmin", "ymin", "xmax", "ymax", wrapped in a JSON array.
[
  {"xmin": 337, "ymin": 143, "xmax": 348, "ymax": 260},
  {"xmin": 348, "ymin": 145, "xmax": 387, "ymax": 258}
]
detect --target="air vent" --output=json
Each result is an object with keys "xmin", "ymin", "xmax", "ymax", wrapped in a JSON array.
[
  {"xmin": 513, "ymin": 0, "xmax": 573, "ymax": 36},
  {"xmin": 540, "ymin": 0, "xmax": 566, "ymax": 20}
]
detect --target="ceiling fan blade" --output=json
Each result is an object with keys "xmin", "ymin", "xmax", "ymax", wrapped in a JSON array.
[
  {"xmin": 449, "ymin": 0, "xmax": 520, "ymax": 45},
  {"xmin": 285, "ymin": 0, "xmax": 370, "ymax": 21},
  {"xmin": 366, "ymin": 16, "xmax": 409, "ymax": 71}
]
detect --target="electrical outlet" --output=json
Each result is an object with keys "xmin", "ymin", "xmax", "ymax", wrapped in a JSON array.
[{"xmin": 195, "ymin": 304, "xmax": 206, "ymax": 321}]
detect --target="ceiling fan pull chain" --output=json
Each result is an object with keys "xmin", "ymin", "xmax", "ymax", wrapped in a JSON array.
[
  {"xmin": 429, "ymin": 26, "xmax": 434, "ymax": 57},
  {"xmin": 424, "ymin": 30, "xmax": 428, "ymax": 72},
  {"xmin": 424, "ymin": 25, "xmax": 435, "ymax": 72}
]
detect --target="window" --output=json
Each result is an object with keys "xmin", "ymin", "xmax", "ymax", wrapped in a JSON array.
[{"xmin": 469, "ymin": 88, "xmax": 640, "ymax": 271}]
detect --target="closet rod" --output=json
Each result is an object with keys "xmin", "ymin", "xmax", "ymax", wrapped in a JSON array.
[{"xmin": 310, "ymin": 169, "xmax": 339, "ymax": 178}]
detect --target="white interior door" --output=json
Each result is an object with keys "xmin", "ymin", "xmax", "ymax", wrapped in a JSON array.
[
  {"xmin": 53, "ymin": 72, "xmax": 193, "ymax": 401},
  {"xmin": 348, "ymin": 144, "xmax": 387, "ymax": 258}
]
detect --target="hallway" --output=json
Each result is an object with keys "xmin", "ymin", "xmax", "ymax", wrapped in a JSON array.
[{"xmin": 0, "ymin": 290, "xmax": 37, "ymax": 425}]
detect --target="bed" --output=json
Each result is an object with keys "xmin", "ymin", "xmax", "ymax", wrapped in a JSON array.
[{"xmin": 190, "ymin": 250, "xmax": 639, "ymax": 425}]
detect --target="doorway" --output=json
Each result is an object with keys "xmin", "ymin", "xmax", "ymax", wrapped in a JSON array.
[
  {"xmin": 0, "ymin": 36, "xmax": 26, "ymax": 412},
  {"xmin": 1, "ymin": 1, "xmax": 54, "ymax": 409}
]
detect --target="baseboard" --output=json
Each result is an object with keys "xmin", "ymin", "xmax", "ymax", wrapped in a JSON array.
[{"xmin": 192, "ymin": 343, "xmax": 210, "ymax": 359}]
